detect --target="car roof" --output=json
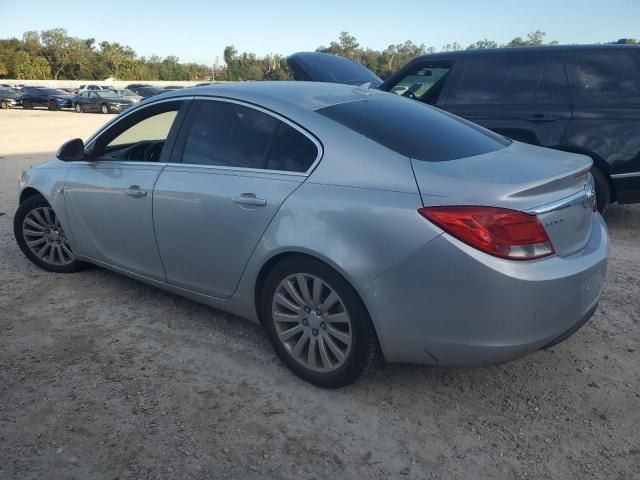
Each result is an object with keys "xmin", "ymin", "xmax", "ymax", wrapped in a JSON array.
[
  {"xmin": 158, "ymin": 81, "xmax": 388, "ymax": 113},
  {"xmin": 411, "ymin": 43, "xmax": 640, "ymax": 60}
]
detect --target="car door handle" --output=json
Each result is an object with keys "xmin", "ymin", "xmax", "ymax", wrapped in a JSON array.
[
  {"xmin": 525, "ymin": 114, "xmax": 557, "ymax": 122},
  {"xmin": 125, "ymin": 186, "xmax": 147, "ymax": 198},
  {"xmin": 231, "ymin": 193, "xmax": 267, "ymax": 207}
]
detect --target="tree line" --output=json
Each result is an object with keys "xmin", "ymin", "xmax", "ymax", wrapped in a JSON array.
[{"xmin": 0, "ymin": 29, "xmax": 637, "ymax": 82}]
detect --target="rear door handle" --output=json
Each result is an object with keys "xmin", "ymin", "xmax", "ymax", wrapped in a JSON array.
[
  {"xmin": 231, "ymin": 193, "xmax": 267, "ymax": 207},
  {"xmin": 125, "ymin": 185, "xmax": 147, "ymax": 198},
  {"xmin": 525, "ymin": 114, "xmax": 557, "ymax": 122}
]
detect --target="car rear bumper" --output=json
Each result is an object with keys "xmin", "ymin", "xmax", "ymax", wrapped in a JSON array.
[{"xmin": 363, "ymin": 213, "xmax": 609, "ymax": 366}]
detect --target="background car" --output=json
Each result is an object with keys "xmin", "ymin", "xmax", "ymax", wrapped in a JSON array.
[
  {"xmin": 21, "ymin": 87, "xmax": 74, "ymax": 110},
  {"xmin": 78, "ymin": 84, "xmax": 110, "ymax": 92},
  {"xmin": 128, "ymin": 86, "xmax": 166, "ymax": 98},
  {"xmin": 72, "ymin": 90, "xmax": 137, "ymax": 113},
  {"xmin": 0, "ymin": 87, "xmax": 22, "ymax": 109},
  {"xmin": 288, "ymin": 44, "xmax": 640, "ymax": 213},
  {"xmin": 14, "ymin": 82, "xmax": 607, "ymax": 388},
  {"xmin": 109, "ymin": 88, "xmax": 143, "ymax": 102}
]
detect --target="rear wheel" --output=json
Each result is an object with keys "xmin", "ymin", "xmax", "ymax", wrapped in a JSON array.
[
  {"xmin": 1, "ymin": 101, "xmax": 8, "ymax": 109},
  {"xmin": 261, "ymin": 256, "xmax": 380, "ymax": 388},
  {"xmin": 14, "ymin": 195, "xmax": 84, "ymax": 273},
  {"xmin": 591, "ymin": 166, "xmax": 611, "ymax": 214}
]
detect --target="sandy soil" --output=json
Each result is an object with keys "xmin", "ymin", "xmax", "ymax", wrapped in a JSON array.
[{"xmin": 0, "ymin": 108, "xmax": 638, "ymax": 480}]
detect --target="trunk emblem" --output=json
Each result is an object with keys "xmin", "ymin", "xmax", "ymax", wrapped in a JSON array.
[{"xmin": 583, "ymin": 184, "xmax": 596, "ymax": 208}]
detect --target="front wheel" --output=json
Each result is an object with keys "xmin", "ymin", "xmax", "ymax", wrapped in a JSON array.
[
  {"xmin": 1, "ymin": 101, "xmax": 8, "ymax": 109},
  {"xmin": 100, "ymin": 103, "xmax": 109, "ymax": 114},
  {"xmin": 48, "ymin": 100, "xmax": 58, "ymax": 111},
  {"xmin": 74, "ymin": 103, "xmax": 83, "ymax": 113},
  {"xmin": 261, "ymin": 257, "xmax": 380, "ymax": 388},
  {"xmin": 14, "ymin": 195, "xmax": 84, "ymax": 273},
  {"xmin": 22, "ymin": 100, "xmax": 32, "ymax": 109}
]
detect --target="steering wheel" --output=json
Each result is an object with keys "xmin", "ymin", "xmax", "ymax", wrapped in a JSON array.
[{"xmin": 125, "ymin": 141, "xmax": 163, "ymax": 161}]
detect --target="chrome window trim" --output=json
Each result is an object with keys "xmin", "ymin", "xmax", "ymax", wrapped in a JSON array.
[
  {"xmin": 180, "ymin": 95, "xmax": 323, "ymax": 177},
  {"xmin": 611, "ymin": 171, "xmax": 640, "ymax": 179}
]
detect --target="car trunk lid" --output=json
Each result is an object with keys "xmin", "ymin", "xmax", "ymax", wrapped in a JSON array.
[{"xmin": 411, "ymin": 141, "xmax": 596, "ymax": 256}]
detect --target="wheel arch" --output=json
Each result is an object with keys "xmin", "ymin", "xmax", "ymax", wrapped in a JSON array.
[{"xmin": 19, "ymin": 187, "xmax": 46, "ymax": 205}]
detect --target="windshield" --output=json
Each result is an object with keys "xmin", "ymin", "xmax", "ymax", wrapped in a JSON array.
[
  {"xmin": 0, "ymin": 89, "xmax": 19, "ymax": 98},
  {"xmin": 119, "ymin": 89, "xmax": 137, "ymax": 96},
  {"xmin": 317, "ymin": 96, "xmax": 510, "ymax": 162},
  {"xmin": 288, "ymin": 52, "xmax": 383, "ymax": 87},
  {"xmin": 96, "ymin": 91, "xmax": 120, "ymax": 98}
]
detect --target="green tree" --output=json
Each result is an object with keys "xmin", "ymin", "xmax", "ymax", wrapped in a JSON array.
[{"xmin": 467, "ymin": 39, "xmax": 498, "ymax": 50}]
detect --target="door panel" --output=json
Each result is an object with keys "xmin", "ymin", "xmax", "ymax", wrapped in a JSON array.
[
  {"xmin": 154, "ymin": 166, "xmax": 302, "ymax": 298},
  {"xmin": 64, "ymin": 162, "xmax": 167, "ymax": 280},
  {"xmin": 444, "ymin": 55, "xmax": 572, "ymax": 147}
]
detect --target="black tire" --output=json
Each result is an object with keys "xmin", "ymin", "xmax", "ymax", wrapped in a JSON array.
[
  {"xmin": 591, "ymin": 166, "xmax": 611, "ymax": 215},
  {"xmin": 1, "ymin": 101, "xmax": 8, "ymax": 109},
  {"xmin": 14, "ymin": 195, "xmax": 84, "ymax": 273},
  {"xmin": 22, "ymin": 100, "xmax": 32, "ymax": 109},
  {"xmin": 74, "ymin": 103, "xmax": 83, "ymax": 113},
  {"xmin": 100, "ymin": 103, "xmax": 109, "ymax": 114},
  {"xmin": 48, "ymin": 100, "xmax": 57, "ymax": 111},
  {"xmin": 261, "ymin": 256, "xmax": 380, "ymax": 388}
]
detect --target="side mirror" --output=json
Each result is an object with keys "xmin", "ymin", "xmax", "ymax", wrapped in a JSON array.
[{"xmin": 56, "ymin": 138, "xmax": 85, "ymax": 162}]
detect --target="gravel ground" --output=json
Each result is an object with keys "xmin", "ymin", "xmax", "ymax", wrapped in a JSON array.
[{"xmin": 0, "ymin": 109, "xmax": 639, "ymax": 480}]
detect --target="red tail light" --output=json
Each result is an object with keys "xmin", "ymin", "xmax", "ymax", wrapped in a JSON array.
[{"xmin": 418, "ymin": 206, "xmax": 554, "ymax": 260}]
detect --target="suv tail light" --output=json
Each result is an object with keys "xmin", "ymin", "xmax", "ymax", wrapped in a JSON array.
[{"xmin": 418, "ymin": 206, "xmax": 554, "ymax": 260}]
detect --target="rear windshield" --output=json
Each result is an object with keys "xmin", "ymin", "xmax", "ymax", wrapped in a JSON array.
[{"xmin": 317, "ymin": 96, "xmax": 510, "ymax": 162}]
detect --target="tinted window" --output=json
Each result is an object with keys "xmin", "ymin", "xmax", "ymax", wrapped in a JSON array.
[
  {"xmin": 389, "ymin": 63, "xmax": 453, "ymax": 105},
  {"xmin": 317, "ymin": 96, "xmax": 510, "ymax": 162},
  {"xmin": 266, "ymin": 123, "xmax": 318, "ymax": 172},
  {"xmin": 452, "ymin": 55, "xmax": 570, "ymax": 105},
  {"xmin": 565, "ymin": 51, "xmax": 640, "ymax": 105},
  {"xmin": 288, "ymin": 52, "xmax": 382, "ymax": 87},
  {"xmin": 182, "ymin": 101, "xmax": 278, "ymax": 168}
]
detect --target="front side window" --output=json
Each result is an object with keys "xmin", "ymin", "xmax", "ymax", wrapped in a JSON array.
[
  {"xmin": 180, "ymin": 100, "xmax": 318, "ymax": 172},
  {"xmin": 91, "ymin": 101, "xmax": 182, "ymax": 162},
  {"xmin": 389, "ymin": 63, "xmax": 453, "ymax": 105},
  {"xmin": 565, "ymin": 51, "xmax": 640, "ymax": 105},
  {"xmin": 452, "ymin": 55, "xmax": 570, "ymax": 105}
]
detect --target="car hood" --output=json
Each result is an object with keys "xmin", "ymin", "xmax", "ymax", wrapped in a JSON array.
[
  {"xmin": 51, "ymin": 94, "xmax": 74, "ymax": 100},
  {"xmin": 104, "ymin": 97, "xmax": 136, "ymax": 104},
  {"xmin": 287, "ymin": 52, "xmax": 383, "ymax": 87}
]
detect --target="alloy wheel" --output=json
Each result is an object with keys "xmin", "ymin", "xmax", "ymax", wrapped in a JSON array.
[
  {"xmin": 271, "ymin": 273, "xmax": 353, "ymax": 373},
  {"xmin": 22, "ymin": 206, "xmax": 75, "ymax": 266}
]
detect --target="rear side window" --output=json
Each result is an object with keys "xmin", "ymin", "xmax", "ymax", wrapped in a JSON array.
[
  {"xmin": 181, "ymin": 100, "xmax": 318, "ymax": 172},
  {"xmin": 452, "ymin": 55, "xmax": 570, "ymax": 105},
  {"xmin": 565, "ymin": 51, "xmax": 640, "ymax": 105},
  {"xmin": 317, "ymin": 96, "xmax": 510, "ymax": 162}
]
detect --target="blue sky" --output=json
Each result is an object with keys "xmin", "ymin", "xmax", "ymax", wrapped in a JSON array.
[{"xmin": 1, "ymin": 0, "xmax": 638, "ymax": 64}]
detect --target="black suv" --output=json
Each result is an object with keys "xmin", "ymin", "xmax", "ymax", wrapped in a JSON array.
[{"xmin": 288, "ymin": 45, "xmax": 640, "ymax": 212}]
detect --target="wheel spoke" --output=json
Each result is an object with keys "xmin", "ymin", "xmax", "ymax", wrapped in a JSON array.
[
  {"xmin": 318, "ymin": 337, "xmax": 333, "ymax": 370},
  {"xmin": 327, "ymin": 325, "xmax": 352, "ymax": 346},
  {"xmin": 275, "ymin": 293, "xmax": 300, "ymax": 313},
  {"xmin": 278, "ymin": 324, "xmax": 303, "ymax": 342},
  {"xmin": 283, "ymin": 279, "xmax": 305, "ymax": 308},
  {"xmin": 61, "ymin": 243, "xmax": 74, "ymax": 259},
  {"xmin": 48, "ymin": 245, "xmax": 56, "ymax": 263},
  {"xmin": 273, "ymin": 311, "xmax": 298, "ymax": 323},
  {"xmin": 326, "ymin": 312, "xmax": 350, "ymax": 324},
  {"xmin": 42, "ymin": 208, "xmax": 53, "ymax": 225},
  {"xmin": 320, "ymin": 290, "xmax": 339, "ymax": 312},
  {"xmin": 324, "ymin": 334, "xmax": 346, "ymax": 361},
  {"xmin": 23, "ymin": 229, "xmax": 45, "ymax": 237},
  {"xmin": 307, "ymin": 336, "xmax": 317, "ymax": 368},
  {"xmin": 291, "ymin": 330, "xmax": 310, "ymax": 358},
  {"xmin": 24, "ymin": 218, "xmax": 45, "ymax": 231},
  {"xmin": 312, "ymin": 277, "xmax": 323, "ymax": 305},
  {"xmin": 296, "ymin": 274, "xmax": 313, "ymax": 305},
  {"xmin": 31, "ymin": 210, "xmax": 48, "ymax": 228},
  {"xmin": 27, "ymin": 238, "xmax": 46, "ymax": 248},
  {"xmin": 36, "ymin": 243, "xmax": 49, "ymax": 259}
]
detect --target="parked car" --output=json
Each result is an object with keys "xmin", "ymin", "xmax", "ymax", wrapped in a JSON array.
[
  {"xmin": 163, "ymin": 85, "xmax": 184, "ymax": 90},
  {"xmin": 109, "ymin": 89, "xmax": 143, "ymax": 102},
  {"xmin": 72, "ymin": 90, "xmax": 137, "ymax": 113},
  {"xmin": 288, "ymin": 45, "xmax": 640, "ymax": 212},
  {"xmin": 128, "ymin": 86, "xmax": 166, "ymax": 98},
  {"xmin": 78, "ymin": 84, "xmax": 109, "ymax": 92},
  {"xmin": 21, "ymin": 87, "xmax": 74, "ymax": 110},
  {"xmin": 13, "ymin": 82, "xmax": 607, "ymax": 388},
  {"xmin": 0, "ymin": 87, "xmax": 22, "ymax": 109}
]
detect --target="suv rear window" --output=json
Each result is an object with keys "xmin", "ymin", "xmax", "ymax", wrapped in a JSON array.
[
  {"xmin": 565, "ymin": 50, "xmax": 640, "ymax": 105},
  {"xmin": 317, "ymin": 96, "xmax": 510, "ymax": 162}
]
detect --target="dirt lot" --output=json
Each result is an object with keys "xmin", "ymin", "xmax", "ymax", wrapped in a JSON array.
[{"xmin": 1, "ymin": 108, "xmax": 639, "ymax": 480}]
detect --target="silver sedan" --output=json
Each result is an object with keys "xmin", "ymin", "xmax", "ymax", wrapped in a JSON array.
[{"xmin": 14, "ymin": 82, "xmax": 608, "ymax": 388}]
